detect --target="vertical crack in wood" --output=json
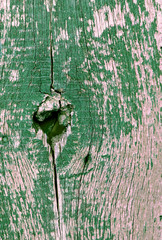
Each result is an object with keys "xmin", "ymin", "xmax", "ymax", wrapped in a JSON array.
[
  {"xmin": 32, "ymin": 94, "xmax": 73, "ymax": 238},
  {"xmin": 49, "ymin": 2, "xmax": 61, "ymax": 236},
  {"xmin": 51, "ymin": 148, "xmax": 61, "ymax": 233}
]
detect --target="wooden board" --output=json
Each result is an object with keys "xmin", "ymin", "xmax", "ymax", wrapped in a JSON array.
[{"xmin": 0, "ymin": 0, "xmax": 161, "ymax": 239}]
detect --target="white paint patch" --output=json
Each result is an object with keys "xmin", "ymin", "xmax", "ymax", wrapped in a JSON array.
[
  {"xmin": 117, "ymin": 29, "xmax": 124, "ymax": 38},
  {"xmin": 36, "ymin": 130, "xmax": 49, "ymax": 148},
  {"xmin": 62, "ymin": 57, "xmax": 72, "ymax": 75},
  {"xmin": 0, "ymin": 109, "xmax": 22, "ymax": 149},
  {"xmin": 93, "ymin": 7, "xmax": 109, "ymax": 38},
  {"xmin": 0, "ymin": 109, "xmax": 12, "ymax": 137},
  {"xmin": 145, "ymin": 0, "xmax": 156, "ymax": 23},
  {"xmin": 44, "ymin": 0, "xmax": 56, "ymax": 12},
  {"xmin": 11, "ymin": 6, "xmax": 20, "ymax": 27},
  {"xmin": 13, "ymin": 132, "xmax": 20, "ymax": 148},
  {"xmin": 52, "ymin": 124, "xmax": 72, "ymax": 159},
  {"xmin": 87, "ymin": 19, "xmax": 93, "ymax": 32},
  {"xmin": 75, "ymin": 28, "xmax": 82, "ymax": 46},
  {"xmin": 13, "ymin": 108, "xmax": 24, "ymax": 113},
  {"xmin": 0, "ymin": 88, "xmax": 5, "ymax": 96},
  {"xmin": 9, "ymin": 70, "xmax": 19, "ymax": 82},
  {"xmin": 154, "ymin": 9, "xmax": 162, "ymax": 52},
  {"xmin": 93, "ymin": 4, "xmax": 125, "ymax": 37},
  {"xmin": 35, "ymin": 21, "xmax": 39, "ymax": 36},
  {"xmin": 56, "ymin": 22, "xmax": 69, "ymax": 42},
  {"xmin": 0, "ymin": 0, "xmax": 10, "ymax": 11},
  {"xmin": 0, "ymin": 0, "xmax": 11, "ymax": 45},
  {"xmin": 104, "ymin": 59, "xmax": 118, "ymax": 75}
]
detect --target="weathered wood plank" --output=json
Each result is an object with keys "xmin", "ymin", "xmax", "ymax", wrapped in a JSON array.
[{"xmin": 0, "ymin": 0, "xmax": 161, "ymax": 239}]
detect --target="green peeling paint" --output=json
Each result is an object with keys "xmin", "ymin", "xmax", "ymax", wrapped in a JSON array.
[{"xmin": 0, "ymin": 0, "xmax": 161, "ymax": 239}]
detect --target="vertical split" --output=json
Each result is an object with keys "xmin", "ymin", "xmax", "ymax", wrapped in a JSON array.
[
  {"xmin": 51, "ymin": 148, "xmax": 61, "ymax": 233},
  {"xmin": 49, "ymin": 1, "xmax": 61, "ymax": 234},
  {"xmin": 32, "ymin": 92, "xmax": 73, "ymax": 237}
]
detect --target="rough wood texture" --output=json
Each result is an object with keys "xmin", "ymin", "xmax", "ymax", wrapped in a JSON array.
[{"xmin": 0, "ymin": 0, "xmax": 161, "ymax": 239}]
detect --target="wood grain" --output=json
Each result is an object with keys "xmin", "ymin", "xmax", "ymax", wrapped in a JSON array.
[{"xmin": 0, "ymin": 0, "xmax": 161, "ymax": 239}]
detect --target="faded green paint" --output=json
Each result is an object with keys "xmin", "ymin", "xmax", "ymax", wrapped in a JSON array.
[{"xmin": 0, "ymin": 0, "xmax": 161, "ymax": 239}]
